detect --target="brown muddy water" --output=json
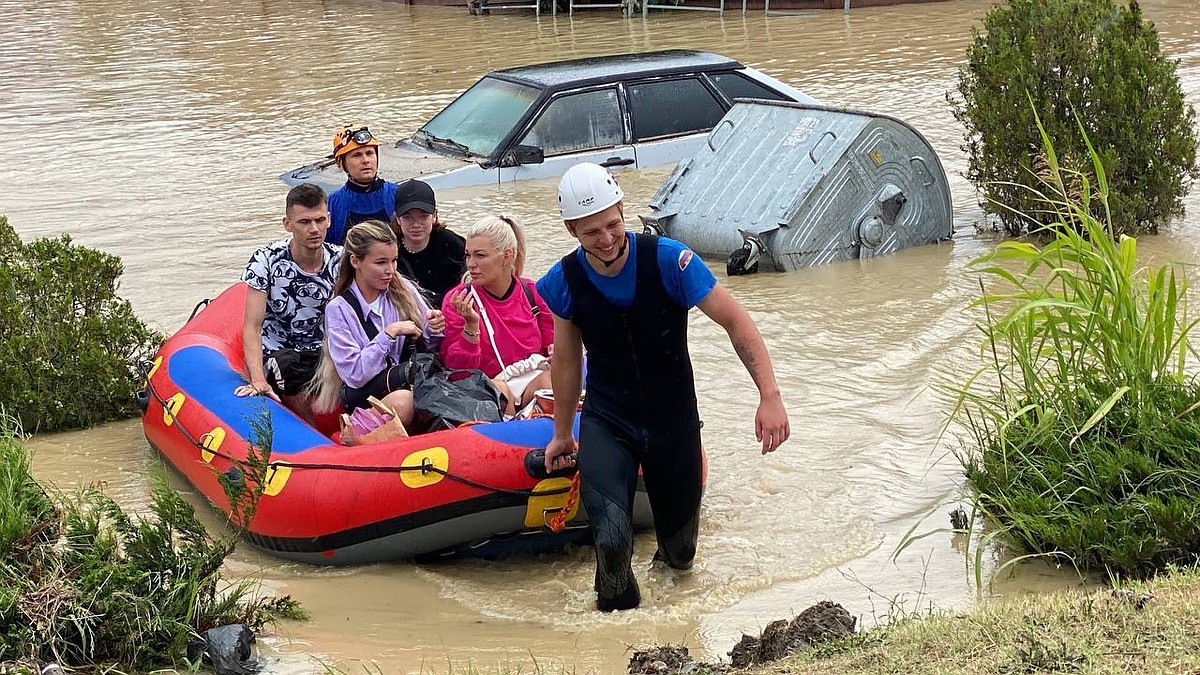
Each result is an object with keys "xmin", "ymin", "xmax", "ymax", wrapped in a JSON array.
[{"xmin": 5, "ymin": 0, "xmax": 1200, "ymax": 672}]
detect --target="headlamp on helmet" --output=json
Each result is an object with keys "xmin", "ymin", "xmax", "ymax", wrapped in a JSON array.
[{"xmin": 330, "ymin": 125, "xmax": 379, "ymax": 160}]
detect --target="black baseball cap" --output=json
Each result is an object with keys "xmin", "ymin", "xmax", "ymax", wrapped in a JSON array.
[{"xmin": 394, "ymin": 179, "xmax": 437, "ymax": 214}]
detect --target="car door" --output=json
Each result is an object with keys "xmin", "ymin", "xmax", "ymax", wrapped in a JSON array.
[
  {"xmin": 627, "ymin": 76, "xmax": 728, "ymax": 169},
  {"xmin": 498, "ymin": 86, "xmax": 636, "ymax": 183}
]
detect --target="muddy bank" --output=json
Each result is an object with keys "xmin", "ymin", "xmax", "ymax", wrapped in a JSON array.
[
  {"xmin": 719, "ymin": 569, "xmax": 1200, "ymax": 675},
  {"xmin": 630, "ymin": 601, "xmax": 856, "ymax": 673}
]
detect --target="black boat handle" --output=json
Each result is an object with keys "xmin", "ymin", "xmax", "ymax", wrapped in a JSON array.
[
  {"xmin": 524, "ymin": 448, "xmax": 579, "ymax": 479},
  {"xmin": 599, "ymin": 157, "xmax": 635, "ymax": 168}
]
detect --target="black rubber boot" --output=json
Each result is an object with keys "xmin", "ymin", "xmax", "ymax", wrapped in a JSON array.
[
  {"xmin": 588, "ymin": 492, "xmax": 640, "ymax": 611},
  {"xmin": 651, "ymin": 547, "xmax": 694, "ymax": 571},
  {"xmin": 650, "ymin": 505, "xmax": 699, "ymax": 571},
  {"xmin": 596, "ymin": 577, "xmax": 641, "ymax": 612}
]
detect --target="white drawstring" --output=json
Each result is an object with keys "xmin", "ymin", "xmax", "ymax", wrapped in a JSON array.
[{"xmin": 469, "ymin": 285, "xmax": 508, "ymax": 371}]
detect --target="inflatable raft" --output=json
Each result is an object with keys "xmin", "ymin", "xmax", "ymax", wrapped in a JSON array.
[{"xmin": 139, "ymin": 283, "xmax": 661, "ymax": 565}]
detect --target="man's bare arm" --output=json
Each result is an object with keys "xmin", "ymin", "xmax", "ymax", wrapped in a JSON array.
[
  {"xmin": 697, "ymin": 284, "xmax": 790, "ymax": 453},
  {"xmin": 545, "ymin": 314, "xmax": 583, "ymax": 471},
  {"xmin": 236, "ymin": 288, "xmax": 279, "ymax": 400}
]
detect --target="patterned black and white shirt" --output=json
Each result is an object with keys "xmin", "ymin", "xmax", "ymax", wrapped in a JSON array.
[{"xmin": 240, "ymin": 238, "xmax": 342, "ymax": 354}]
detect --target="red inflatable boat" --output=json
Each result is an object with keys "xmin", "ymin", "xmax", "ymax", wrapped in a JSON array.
[{"xmin": 139, "ymin": 283, "xmax": 671, "ymax": 565}]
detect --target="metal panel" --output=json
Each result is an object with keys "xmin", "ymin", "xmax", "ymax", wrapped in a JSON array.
[{"xmin": 645, "ymin": 100, "xmax": 953, "ymax": 274}]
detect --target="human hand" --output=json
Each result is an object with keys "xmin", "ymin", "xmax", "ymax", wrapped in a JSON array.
[
  {"xmin": 234, "ymin": 381, "xmax": 281, "ymax": 402},
  {"xmin": 544, "ymin": 436, "xmax": 578, "ymax": 473},
  {"xmin": 385, "ymin": 320, "xmax": 420, "ymax": 338},
  {"xmin": 449, "ymin": 288, "xmax": 478, "ymax": 323},
  {"xmin": 755, "ymin": 392, "xmax": 789, "ymax": 454},
  {"xmin": 427, "ymin": 309, "xmax": 446, "ymax": 333}
]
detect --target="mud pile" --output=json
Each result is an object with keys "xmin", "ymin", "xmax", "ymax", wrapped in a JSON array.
[{"xmin": 628, "ymin": 601, "xmax": 856, "ymax": 674}]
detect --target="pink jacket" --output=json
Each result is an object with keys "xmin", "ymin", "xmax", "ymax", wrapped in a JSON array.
[{"xmin": 440, "ymin": 277, "xmax": 554, "ymax": 378}]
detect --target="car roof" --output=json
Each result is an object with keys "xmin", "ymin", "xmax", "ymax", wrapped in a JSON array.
[{"xmin": 488, "ymin": 50, "xmax": 745, "ymax": 91}]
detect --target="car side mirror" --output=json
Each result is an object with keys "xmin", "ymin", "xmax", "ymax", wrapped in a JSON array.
[{"xmin": 511, "ymin": 144, "xmax": 545, "ymax": 165}]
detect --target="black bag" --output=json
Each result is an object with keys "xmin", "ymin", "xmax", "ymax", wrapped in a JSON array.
[{"xmin": 408, "ymin": 353, "xmax": 506, "ymax": 432}]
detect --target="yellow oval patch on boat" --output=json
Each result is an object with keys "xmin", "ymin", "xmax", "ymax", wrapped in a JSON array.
[
  {"xmin": 200, "ymin": 427, "xmax": 225, "ymax": 463},
  {"xmin": 525, "ymin": 477, "xmax": 579, "ymax": 529},
  {"xmin": 146, "ymin": 356, "xmax": 163, "ymax": 384},
  {"xmin": 401, "ymin": 447, "xmax": 448, "ymax": 489},
  {"xmin": 162, "ymin": 393, "xmax": 186, "ymax": 426},
  {"xmin": 263, "ymin": 462, "xmax": 292, "ymax": 497}
]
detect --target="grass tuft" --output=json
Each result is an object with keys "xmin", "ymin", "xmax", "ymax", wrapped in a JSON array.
[
  {"xmin": 741, "ymin": 566, "xmax": 1200, "ymax": 675},
  {"xmin": 944, "ymin": 109, "xmax": 1200, "ymax": 579}
]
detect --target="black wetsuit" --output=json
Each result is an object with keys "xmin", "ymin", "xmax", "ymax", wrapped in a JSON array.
[{"xmin": 562, "ymin": 233, "xmax": 704, "ymax": 612}]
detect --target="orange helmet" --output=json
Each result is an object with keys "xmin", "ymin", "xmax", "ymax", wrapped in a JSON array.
[{"xmin": 330, "ymin": 125, "xmax": 379, "ymax": 160}]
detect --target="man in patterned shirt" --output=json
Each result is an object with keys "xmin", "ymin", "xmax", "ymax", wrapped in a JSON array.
[{"xmin": 234, "ymin": 183, "xmax": 342, "ymax": 417}]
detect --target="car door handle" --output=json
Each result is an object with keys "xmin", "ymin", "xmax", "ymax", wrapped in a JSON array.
[{"xmin": 599, "ymin": 157, "xmax": 635, "ymax": 168}]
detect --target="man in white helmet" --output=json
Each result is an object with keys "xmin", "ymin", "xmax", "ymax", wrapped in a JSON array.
[{"xmin": 536, "ymin": 162, "xmax": 790, "ymax": 611}]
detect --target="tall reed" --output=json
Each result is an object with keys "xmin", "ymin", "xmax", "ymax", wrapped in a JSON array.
[{"xmin": 951, "ymin": 114, "xmax": 1200, "ymax": 578}]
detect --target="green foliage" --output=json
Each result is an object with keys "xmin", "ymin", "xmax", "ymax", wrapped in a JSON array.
[
  {"xmin": 950, "ymin": 116, "xmax": 1200, "ymax": 579},
  {"xmin": 0, "ymin": 416, "xmax": 57, "ymax": 556},
  {"xmin": 218, "ymin": 404, "xmax": 274, "ymax": 530},
  {"xmin": 951, "ymin": 0, "xmax": 1198, "ymax": 237},
  {"xmin": 0, "ymin": 413, "xmax": 304, "ymax": 671},
  {"xmin": 1003, "ymin": 625, "xmax": 1085, "ymax": 674},
  {"xmin": 0, "ymin": 216, "xmax": 163, "ymax": 433}
]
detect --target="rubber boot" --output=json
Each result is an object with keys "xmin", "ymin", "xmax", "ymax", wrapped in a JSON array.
[
  {"xmin": 596, "ymin": 577, "xmax": 640, "ymax": 612},
  {"xmin": 588, "ymin": 493, "xmax": 640, "ymax": 611},
  {"xmin": 651, "ymin": 509, "xmax": 699, "ymax": 571},
  {"xmin": 651, "ymin": 548, "xmax": 694, "ymax": 571}
]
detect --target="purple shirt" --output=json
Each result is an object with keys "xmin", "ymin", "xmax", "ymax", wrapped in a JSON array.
[{"xmin": 323, "ymin": 280, "xmax": 443, "ymax": 388}]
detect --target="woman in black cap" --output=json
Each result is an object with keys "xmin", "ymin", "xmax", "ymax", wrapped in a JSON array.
[{"xmin": 390, "ymin": 179, "xmax": 467, "ymax": 308}]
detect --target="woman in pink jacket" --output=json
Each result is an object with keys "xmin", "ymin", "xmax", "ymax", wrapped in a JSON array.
[{"xmin": 441, "ymin": 215, "xmax": 553, "ymax": 415}]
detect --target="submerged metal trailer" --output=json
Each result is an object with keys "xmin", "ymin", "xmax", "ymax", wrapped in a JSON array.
[{"xmin": 640, "ymin": 100, "xmax": 953, "ymax": 274}]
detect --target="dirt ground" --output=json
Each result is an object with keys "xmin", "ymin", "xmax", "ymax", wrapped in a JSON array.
[{"xmin": 628, "ymin": 601, "xmax": 856, "ymax": 674}]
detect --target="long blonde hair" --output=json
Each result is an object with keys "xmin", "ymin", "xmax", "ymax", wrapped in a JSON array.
[
  {"xmin": 309, "ymin": 220, "xmax": 426, "ymax": 412},
  {"xmin": 466, "ymin": 214, "xmax": 527, "ymax": 279}
]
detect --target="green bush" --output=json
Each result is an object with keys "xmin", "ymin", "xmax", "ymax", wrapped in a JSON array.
[
  {"xmin": 0, "ymin": 414, "xmax": 304, "ymax": 670},
  {"xmin": 951, "ymin": 119, "xmax": 1200, "ymax": 578},
  {"xmin": 951, "ymin": 0, "xmax": 1198, "ymax": 237},
  {"xmin": 0, "ymin": 216, "xmax": 163, "ymax": 432}
]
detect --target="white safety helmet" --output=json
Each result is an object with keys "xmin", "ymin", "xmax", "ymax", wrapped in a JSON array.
[{"xmin": 557, "ymin": 162, "xmax": 624, "ymax": 221}]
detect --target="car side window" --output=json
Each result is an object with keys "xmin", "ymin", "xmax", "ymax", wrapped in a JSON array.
[
  {"xmin": 708, "ymin": 72, "xmax": 791, "ymax": 103},
  {"xmin": 628, "ymin": 78, "xmax": 726, "ymax": 142},
  {"xmin": 519, "ymin": 88, "xmax": 624, "ymax": 156}
]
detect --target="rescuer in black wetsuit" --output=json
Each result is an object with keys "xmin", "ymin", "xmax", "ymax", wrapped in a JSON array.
[{"xmin": 536, "ymin": 162, "xmax": 791, "ymax": 612}]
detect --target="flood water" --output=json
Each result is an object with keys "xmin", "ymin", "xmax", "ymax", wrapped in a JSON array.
[{"xmin": 5, "ymin": 0, "xmax": 1200, "ymax": 671}]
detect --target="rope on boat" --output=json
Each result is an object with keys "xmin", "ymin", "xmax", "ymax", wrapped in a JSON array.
[
  {"xmin": 547, "ymin": 470, "xmax": 581, "ymax": 534},
  {"xmin": 187, "ymin": 298, "xmax": 212, "ymax": 322},
  {"xmin": 143, "ymin": 378, "xmax": 572, "ymax": 499}
]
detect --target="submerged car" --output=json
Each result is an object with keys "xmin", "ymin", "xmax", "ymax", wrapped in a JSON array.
[{"xmin": 280, "ymin": 50, "xmax": 816, "ymax": 192}]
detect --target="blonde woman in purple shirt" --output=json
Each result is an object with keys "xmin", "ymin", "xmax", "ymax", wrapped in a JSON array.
[{"xmin": 310, "ymin": 220, "xmax": 445, "ymax": 427}]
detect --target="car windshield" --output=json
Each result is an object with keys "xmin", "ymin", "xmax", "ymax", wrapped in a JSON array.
[{"xmin": 417, "ymin": 77, "xmax": 540, "ymax": 158}]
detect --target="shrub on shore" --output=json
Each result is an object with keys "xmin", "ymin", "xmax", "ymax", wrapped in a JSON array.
[
  {"xmin": 0, "ymin": 415, "xmax": 303, "ymax": 670},
  {"xmin": 950, "ymin": 121, "xmax": 1200, "ymax": 578},
  {"xmin": 951, "ymin": 0, "xmax": 1198, "ymax": 237},
  {"xmin": 0, "ymin": 216, "xmax": 163, "ymax": 433}
]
